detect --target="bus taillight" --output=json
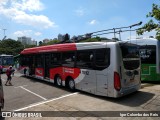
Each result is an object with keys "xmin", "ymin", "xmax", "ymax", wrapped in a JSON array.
[{"xmin": 114, "ymin": 72, "xmax": 121, "ymax": 91}]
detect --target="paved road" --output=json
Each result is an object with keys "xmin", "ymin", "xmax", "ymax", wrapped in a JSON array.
[
  {"xmin": 1, "ymin": 72, "xmax": 160, "ymax": 120},
  {"xmin": 1, "ymin": 72, "xmax": 74, "ymax": 111}
]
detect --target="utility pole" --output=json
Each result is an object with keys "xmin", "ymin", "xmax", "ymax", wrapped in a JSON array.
[{"xmin": 3, "ymin": 29, "xmax": 7, "ymax": 37}]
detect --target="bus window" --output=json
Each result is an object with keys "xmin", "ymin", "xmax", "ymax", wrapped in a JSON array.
[
  {"xmin": 76, "ymin": 50, "xmax": 94, "ymax": 69},
  {"xmin": 121, "ymin": 45, "xmax": 139, "ymax": 58},
  {"xmin": 139, "ymin": 45, "xmax": 156, "ymax": 64},
  {"xmin": 20, "ymin": 55, "xmax": 32, "ymax": 66},
  {"xmin": 0, "ymin": 58, "xmax": 2, "ymax": 64},
  {"xmin": 95, "ymin": 48, "xmax": 110, "ymax": 70},
  {"xmin": 62, "ymin": 51, "xmax": 75, "ymax": 67},
  {"xmin": 121, "ymin": 44, "xmax": 140, "ymax": 70},
  {"xmin": 36, "ymin": 55, "xmax": 43, "ymax": 67},
  {"xmin": 50, "ymin": 53, "xmax": 61, "ymax": 67}
]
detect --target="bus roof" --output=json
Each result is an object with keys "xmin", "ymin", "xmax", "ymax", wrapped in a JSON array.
[
  {"xmin": 21, "ymin": 43, "xmax": 77, "ymax": 54},
  {"xmin": 20, "ymin": 42, "xmax": 117, "ymax": 54},
  {"xmin": 123, "ymin": 38, "xmax": 159, "ymax": 46}
]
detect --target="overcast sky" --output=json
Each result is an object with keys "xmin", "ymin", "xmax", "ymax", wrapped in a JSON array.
[{"xmin": 0, "ymin": 0, "xmax": 159, "ymax": 42}]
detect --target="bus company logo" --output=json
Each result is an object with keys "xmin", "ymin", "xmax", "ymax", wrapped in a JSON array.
[
  {"xmin": 64, "ymin": 68, "xmax": 74, "ymax": 74},
  {"xmin": 36, "ymin": 69, "xmax": 43, "ymax": 75}
]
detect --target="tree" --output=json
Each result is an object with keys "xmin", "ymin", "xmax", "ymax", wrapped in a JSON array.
[
  {"xmin": 80, "ymin": 37, "xmax": 101, "ymax": 42},
  {"xmin": 25, "ymin": 44, "xmax": 37, "ymax": 48},
  {"xmin": 64, "ymin": 33, "xmax": 69, "ymax": 41},
  {"xmin": 39, "ymin": 41, "xmax": 43, "ymax": 46},
  {"xmin": 0, "ymin": 39, "xmax": 24, "ymax": 55},
  {"xmin": 137, "ymin": 3, "xmax": 160, "ymax": 40},
  {"xmin": 46, "ymin": 40, "xmax": 59, "ymax": 45}
]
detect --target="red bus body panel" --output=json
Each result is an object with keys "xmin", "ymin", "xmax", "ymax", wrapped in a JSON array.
[
  {"xmin": 21, "ymin": 43, "xmax": 77, "ymax": 54},
  {"xmin": 50, "ymin": 67, "xmax": 80, "ymax": 81}
]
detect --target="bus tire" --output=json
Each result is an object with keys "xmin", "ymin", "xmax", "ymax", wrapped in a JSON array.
[
  {"xmin": 55, "ymin": 75, "xmax": 62, "ymax": 87},
  {"xmin": 68, "ymin": 78, "xmax": 75, "ymax": 91}
]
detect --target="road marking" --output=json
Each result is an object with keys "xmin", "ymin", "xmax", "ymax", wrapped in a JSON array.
[
  {"xmin": 14, "ymin": 92, "xmax": 78, "ymax": 111},
  {"xmin": 14, "ymin": 85, "xmax": 27, "ymax": 88},
  {"xmin": 19, "ymin": 86, "xmax": 47, "ymax": 101}
]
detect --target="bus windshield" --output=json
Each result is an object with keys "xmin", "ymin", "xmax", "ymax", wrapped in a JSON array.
[
  {"xmin": 2, "ymin": 56, "xmax": 14, "ymax": 65},
  {"xmin": 120, "ymin": 43, "xmax": 140, "ymax": 70}
]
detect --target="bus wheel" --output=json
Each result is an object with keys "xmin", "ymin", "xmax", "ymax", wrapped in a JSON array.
[
  {"xmin": 55, "ymin": 75, "xmax": 62, "ymax": 86},
  {"xmin": 68, "ymin": 78, "xmax": 75, "ymax": 91}
]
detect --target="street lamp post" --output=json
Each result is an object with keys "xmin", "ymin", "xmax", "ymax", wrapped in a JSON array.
[{"xmin": 3, "ymin": 29, "xmax": 7, "ymax": 37}]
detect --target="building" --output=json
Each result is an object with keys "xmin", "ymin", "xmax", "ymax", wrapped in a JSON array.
[
  {"xmin": 18, "ymin": 36, "xmax": 31, "ymax": 45},
  {"xmin": 53, "ymin": 38, "xmax": 58, "ymax": 41},
  {"xmin": 58, "ymin": 33, "xmax": 70, "ymax": 41},
  {"xmin": 43, "ymin": 39, "xmax": 50, "ymax": 43},
  {"xmin": 32, "ymin": 40, "xmax": 37, "ymax": 46},
  {"xmin": 18, "ymin": 36, "xmax": 37, "ymax": 45},
  {"xmin": 58, "ymin": 34, "xmax": 63, "ymax": 41}
]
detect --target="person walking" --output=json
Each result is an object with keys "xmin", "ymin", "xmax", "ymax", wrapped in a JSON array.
[
  {"xmin": 0, "ymin": 65, "xmax": 2, "ymax": 81},
  {"xmin": 5, "ymin": 66, "xmax": 13, "ymax": 86}
]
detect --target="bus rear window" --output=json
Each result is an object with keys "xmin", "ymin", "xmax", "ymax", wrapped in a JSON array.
[
  {"xmin": 120, "ymin": 44, "xmax": 139, "ymax": 58},
  {"xmin": 120, "ymin": 44, "xmax": 140, "ymax": 70},
  {"xmin": 123, "ymin": 60, "xmax": 140, "ymax": 70}
]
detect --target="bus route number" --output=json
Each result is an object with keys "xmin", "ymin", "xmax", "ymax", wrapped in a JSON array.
[{"xmin": 81, "ymin": 71, "xmax": 89, "ymax": 75}]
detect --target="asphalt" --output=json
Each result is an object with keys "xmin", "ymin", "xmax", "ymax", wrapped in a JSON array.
[{"xmin": 1, "ymin": 72, "xmax": 160, "ymax": 120}]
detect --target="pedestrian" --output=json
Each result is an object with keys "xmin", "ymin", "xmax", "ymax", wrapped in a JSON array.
[
  {"xmin": 0, "ymin": 65, "xmax": 2, "ymax": 80},
  {"xmin": 5, "ymin": 66, "xmax": 13, "ymax": 86},
  {"xmin": 11, "ymin": 66, "xmax": 15, "ymax": 76},
  {"xmin": 24, "ymin": 68, "xmax": 27, "ymax": 76}
]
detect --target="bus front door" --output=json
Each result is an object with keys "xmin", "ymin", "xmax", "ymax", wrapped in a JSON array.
[{"xmin": 44, "ymin": 54, "xmax": 50, "ymax": 79}]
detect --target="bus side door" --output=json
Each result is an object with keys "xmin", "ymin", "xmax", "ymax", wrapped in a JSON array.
[
  {"xmin": 95, "ymin": 48, "xmax": 110, "ymax": 95},
  {"xmin": 44, "ymin": 54, "xmax": 50, "ymax": 79},
  {"xmin": 96, "ymin": 70, "xmax": 108, "ymax": 95},
  {"xmin": 75, "ymin": 50, "xmax": 96, "ymax": 93},
  {"xmin": 78, "ymin": 69, "xmax": 96, "ymax": 93}
]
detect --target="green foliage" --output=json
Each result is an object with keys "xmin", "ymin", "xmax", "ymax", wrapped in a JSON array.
[
  {"xmin": 25, "ymin": 44, "xmax": 37, "ymax": 48},
  {"xmin": 38, "ymin": 40, "xmax": 59, "ymax": 46},
  {"xmin": 0, "ymin": 39, "xmax": 24, "ymax": 55},
  {"xmin": 46, "ymin": 40, "xmax": 59, "ymax": 45},
  {"xmin": 147, "ymin": 4, "xmax": 160, "ymax": 21},
  {"xmin": 80, "ymin": 37, "xmax": 101, "ymax": 42},
  {"xmin": 137, "ymin": 3, "xmax": 160, "ymax": 40},
  {"xmin": 39, "ymin": 41, "xmax": 43, "ymax": 46}
]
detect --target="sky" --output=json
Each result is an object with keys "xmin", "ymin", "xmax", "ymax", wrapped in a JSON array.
[{"xmin": 0, "ymin": 0, "xmax": 159, "ymax": 42}]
